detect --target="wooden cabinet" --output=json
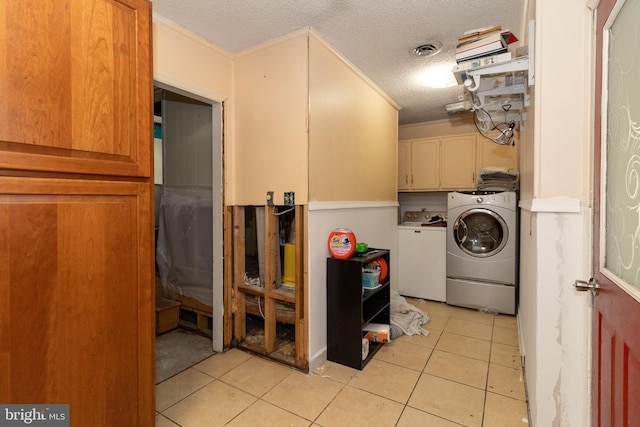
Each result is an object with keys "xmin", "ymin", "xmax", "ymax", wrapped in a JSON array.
[
  {"xmin": 327, "ymin": 249, "xmax": 391, "ymax": 370},
  {"xmin": 0, "ymin": 0, "xmax": 151, "ymax": 179},
  {"xmin": 0, "ymin": 178, "xmax": 153, "ymax": 425},
  {"xmin": 440, "ymin": 134, "xmax": 476, "ymax": 189},
  {"xmin": 0, "ymin": 1, "xmax": 154, "ymax": 425},
  {"xmin": 398, "ymin": 138, "xmax": 439, "ymax": 191},
  {"xmin": 476, "ymin": 137, "xmax": 518, "ymax": 171},
  {"xmin": 411, "ymin": 138, "xmax": 440, "ymax": 190},
  {"xmin": 397, "ymin": 141, "xmax": 411, "ymax": 190},
  {"xmin": 398, "ymin": 134, "xmax": 476, "ymax": 191}
]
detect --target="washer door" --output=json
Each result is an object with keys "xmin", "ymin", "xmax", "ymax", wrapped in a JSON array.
[{"xmin": 452, "ymin": 208, "xmax": 508, "ymax": 257}]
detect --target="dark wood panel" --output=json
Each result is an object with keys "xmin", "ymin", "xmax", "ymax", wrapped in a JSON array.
[
  {"xmin": 0, "ymin": 177, "xmax": 154, "ymax": 426},
  {"xmin": 0, "ymin": 0, "xmax": 151, "ymax": 177}
]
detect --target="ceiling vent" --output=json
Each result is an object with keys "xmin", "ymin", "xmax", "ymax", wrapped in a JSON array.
[{"xmin": 410, "ymin": 42, "xmax": 442, "ymax": 57}]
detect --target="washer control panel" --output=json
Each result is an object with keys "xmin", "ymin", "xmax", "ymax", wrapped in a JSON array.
[{"xmin": 402, "ymin": 210, "xmax": 447, "ymax": 226}]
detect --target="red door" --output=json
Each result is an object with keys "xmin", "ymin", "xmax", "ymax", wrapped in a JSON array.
[{"xmin": 591, "ymin": 0, "xmax": 640, "ymax": 425}]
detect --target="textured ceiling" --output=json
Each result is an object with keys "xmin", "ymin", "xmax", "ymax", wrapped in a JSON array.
[{"xmin": 151, "ymin": 0, "xmax": 525, "ymax": 125}]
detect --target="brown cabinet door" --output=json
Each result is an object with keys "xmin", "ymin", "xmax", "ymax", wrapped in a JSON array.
[
  {"xmin": 0, "ymin": 1, "xmax": 153, "ymax": 425},
  {"xmin": 0, "ymin": 178, "xmax": 154, "ymax": 425},
  {"xmin": 0, "ymin": 0, "xmax": 151, "ymax": 178}
]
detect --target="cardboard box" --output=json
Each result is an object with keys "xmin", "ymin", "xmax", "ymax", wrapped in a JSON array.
[
  {"xmin": 362, "ymin": 323, "xmax": 390, "ymax": 343},
  {"xmin": 156, "ymin": 297, "xmax": 180, "ymax": 335}
]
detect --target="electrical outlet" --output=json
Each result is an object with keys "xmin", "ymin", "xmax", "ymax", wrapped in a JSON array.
[
  {"xmin": 284, "ymin": 191, "xmax": 295, "ymax": 206},
  {"xmin": 266, "ymin": 191, "xmax": 274, "ymax": 206}
]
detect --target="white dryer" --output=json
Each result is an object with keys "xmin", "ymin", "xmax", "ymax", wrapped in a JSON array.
[{"xmin": 446, "ymin": 191, "xmax": 517, "ymax": 314}]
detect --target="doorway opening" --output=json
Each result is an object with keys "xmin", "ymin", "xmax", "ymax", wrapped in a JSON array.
[{"xmin": 153, "ymin": 85, "xmax": 223, "ymax": 383}]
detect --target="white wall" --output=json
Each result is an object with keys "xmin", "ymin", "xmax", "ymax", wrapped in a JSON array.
[
  {"xmin": 517, "ymin": 209, "xmax": 537, "ymax": 403},
  {"xmin": 532, "ymin": 3, "xmax": 593, "ymax": 202},
  {"xmin": 307, "ymin": 202, "xmax": 398, "ymax": 372},
  {"xmin": 518, "ymin": 0, "xmax": 595, "ymax": 424},
  {"xmin": 519, "ymin": 202, "xmax": 591, "ymax": 426}
]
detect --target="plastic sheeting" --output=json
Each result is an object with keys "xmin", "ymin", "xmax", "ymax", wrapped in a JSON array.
[{"xmin": 156, "ymin": 186, "xmax": 213, "ymax": 306}]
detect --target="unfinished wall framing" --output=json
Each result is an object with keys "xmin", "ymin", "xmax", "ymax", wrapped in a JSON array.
[{"xmin": 228, "ymin": 205, "xmax": 308, "ymax": 370}]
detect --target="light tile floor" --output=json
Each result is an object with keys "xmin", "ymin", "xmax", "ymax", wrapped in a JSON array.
[{"xmin": 156, "ymin": 299, "xmax": 529, "ymax": 427}]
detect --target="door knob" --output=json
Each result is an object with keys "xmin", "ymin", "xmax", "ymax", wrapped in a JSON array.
[{"xmin": 574, "ymin": 278, "xmax": 599, "ymax": 296}]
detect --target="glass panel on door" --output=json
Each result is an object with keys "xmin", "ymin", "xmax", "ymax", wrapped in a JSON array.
[{"xmin": 603, "ymin": 0, "xmax": 640, "ymax": 295}]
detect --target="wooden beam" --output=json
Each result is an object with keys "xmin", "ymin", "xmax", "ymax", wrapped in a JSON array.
[
  {"xmin": 232, "ymin": 206, "xmax": 246, "ymax": 342},
  {"xmin": 223, "ymin": 205, "xmax": 234, "ymax": 347},
  {"xmin": 263, "ymin": 205, "xmax": 277, "ymax": 353},
  {"xmin": 295, "ymin": 205, "xmax": 309, "ymax": 370}
]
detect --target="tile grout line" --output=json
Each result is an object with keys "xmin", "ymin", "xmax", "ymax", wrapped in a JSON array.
[
  {"xmin": 307, "ymin": 377, "xmax": 350, "ymax": 426},
  {"xmin": 158, "ymin": 371, "xmax": 217, "ymax": 414},
  {"xmin": 157, "ymin": 304, "xmax": 526, "ymax": 426},
  {"xmin": 399, "ymin": 311, "xmax": 457, "ymax": 425},
  {"xmin": 219, "ymin": 362, "xmax": 301, "ymax": 426},
  {"xmin": 479, "ymin": 317, "xmax": 497, "ymax": 427},
  {"xmin": 397, "ymin": 320, "xmax": 444, "ymax": 424}
]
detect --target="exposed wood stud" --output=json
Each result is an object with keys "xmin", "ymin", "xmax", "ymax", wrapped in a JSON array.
[
  {"xmin": 295, "ymin": 205, "xmax": 308, "ymax": 369},
  {"xmin": 223, "ymin": 205, "xmax": 234, "ymax": 347},
  {"xmin": 263, "ymin": 205, "xmax": 277, "ymax": 353},
  {"xmin": 229, "ymin": 204, "xmax": 308, "ymax": 370},
  {"xmin": 232, "ymin": 206, "xmax": 246, "ymax": 341}
]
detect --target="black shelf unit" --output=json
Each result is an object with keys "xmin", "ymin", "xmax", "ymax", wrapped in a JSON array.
[{"xmin": 326, "ymin": 248, "xmax": 391, "ymax": 369}]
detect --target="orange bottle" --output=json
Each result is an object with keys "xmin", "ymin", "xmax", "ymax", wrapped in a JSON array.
[{"xmin": 327, "ymin": 228, "xmax": 356, "ymax": 259}]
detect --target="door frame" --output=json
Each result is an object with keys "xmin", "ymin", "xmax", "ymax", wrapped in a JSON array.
[{"xmin": 154, "ymin": 79, "xmax": 226, "ymax": 352}]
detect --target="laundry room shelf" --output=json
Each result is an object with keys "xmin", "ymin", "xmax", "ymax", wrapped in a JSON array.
[{"xmin": 326, "ymin": 249, "xmax": 391, "ymax": 370}]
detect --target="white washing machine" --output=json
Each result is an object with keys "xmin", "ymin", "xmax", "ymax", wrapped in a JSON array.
[
  {"xmin": 398, "ymin": 210, "xmax": 447, "ymax": 302},
  {"xmin": 446, "ymin": 191, "xmax": 517, "ymax": 314}
]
